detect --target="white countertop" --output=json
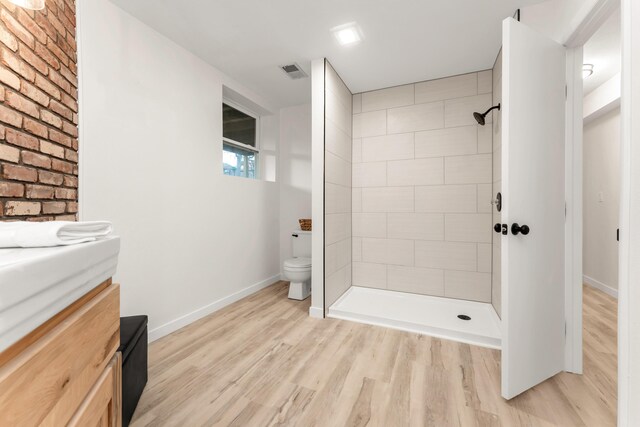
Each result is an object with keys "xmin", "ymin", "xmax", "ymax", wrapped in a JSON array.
[{"xmin": 0, "ymin": 236, "xmax": 120, "ymax": 352}]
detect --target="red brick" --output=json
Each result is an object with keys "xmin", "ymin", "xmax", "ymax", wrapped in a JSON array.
[
  {"xmin": 35, "ymin": 12, "xmax": 57, "ymax": 40},
  {"xmin": 0, "ymin": 1, "xmax": 17, "ymax": 13},
  {"xmin": 46, "ymin": 10, "xmax": 65, "ymax": 36},
  {"xmin": 49, "ymin": 128, "xmax": 72, "ymax": 147},
  {"xmin": 67, "ymin": 59, "xmax": 76, "ymax": 75},
  {"xmin": 51, "ymin": 157, "xmax": 72, "ymax": 173},
  {"xmin": 46, "ymin": 37, "xmax": 68, "ymax": 66},
  {"xmin": 48, "ymin": 68, "xmax": 71, "ymax": 93},
  {"xmin": 63, "ymin": 174, "xmax": 77, "ymax": 187},
  {"xmin": 62, "ymin": 120, "xmax": 76, "ymax": 137},
  {"xmin": 64, "ymin": 147, "xmax": 77, "ymax": 162},
  {"xmin": 66, "ymin": 201, "xmax": 77, "ymax": 213},
  {"xmin": 35, "ymin": 73, "xmax": 60, "ymax": 99},
  {"xmin": 16, "ymin": 9, "xmax": 47, "ymax": 44},
  {"xmin": 0, "ymin": 66, "xmax": 20, "ymax": 90},
  {"xmin": 34, "ymin": 40, "xmax": 59, "ymax": 70},
  {"xmin": 0, "ymin": 9, "xmax": 34, "ymax": 49},
  {"xmin": 39, "ymin": 139, "xmax": 64, "ymax": 158},
  {"xmin": 21, "ymin": 150, "xmax": 51, "ymax": 168},
  {"xmin": 40, "ymin": 109, "xmax": 62, "ymax": 128},
  {"xmin": 0, "ymin": 143, "xmax": 20, "ymax": 162},
  {"xmin": 5, "ymin": 201, "xmax": 41, "ymax": 216},
  {"xmin": 5, "ymin": 89, "xmax": 39, "ymax": 118},
  {"xmin": 0, "ymin": 181, "xmax": 24, "ymax": 197},
  {"xmin": 60, "ymin": 92, "xmax": 76, "ymax": 112},
  {"xmin": 2, "ymin": 162, "xmax": 37, "ymax": 181},
  {"xmin": 26, "ymin": 183, "xmax": 55, "ymax": 198},
  {"xmin": 59, "ymin": 63, "xmax": 76, "ymax": 87},
  {"xmin": 1, "ymin": 47, "xmax": 35, "ymax": 82},
  {"xmin": 42, "ymin": 201, "xmax": 65, "ymax": 214},
  {"xmin": 20, "ymin": 80, "xmax": 50, "ymax": 106},
  {"xmin": 38, "ymin": 169, "xmax": 63, "ymax": 185},
  {"xmin": 23, "ymin": 116, "xmax": 48, "ymax": 138},
  {"xmin": 5, "ymin": 127, "xmax": 39, "ymax": 149},
  {"xmin": 0, "ymin": 103, "xmax": 23, "ymax": 127},
  {"xmin": 49, "ymin": 99, "xmax": 71, "ymax": 120},
  {"xmin": 54, "ymin": 187, "xmax": 75, "ymax": 199},
  {"xmin": 0, "ymin": 22, "xmax": 18, "ymax": 51},
  {"xmin": 18, "ymin": 43, "xmax": 49, "ymax": 75},
  {"xmin": 55, "ymin": 214, "xmax": 76, "ymax": 221}
]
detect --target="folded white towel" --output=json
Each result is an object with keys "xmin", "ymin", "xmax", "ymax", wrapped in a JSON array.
[{"xmin": 0, "ymin": 221, "xmax": 113, "ymax": 248}]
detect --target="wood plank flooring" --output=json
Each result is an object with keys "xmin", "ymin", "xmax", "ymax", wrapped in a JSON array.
[{"xmin": 130, "ymin": 283, "xmax": 617, "ymax": 426}]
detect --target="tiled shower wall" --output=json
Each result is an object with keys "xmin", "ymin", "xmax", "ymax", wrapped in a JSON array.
[
  {"xmin": 492, "ymin": 52, "xmax": 503, "ymax": 316},
  {"xmin": 351, "ymin": 71, "xmax": 494, "ymax": 302},
  {"xmin": 324, "ymin": 61, "xmax": 353, "ymax": 307}
]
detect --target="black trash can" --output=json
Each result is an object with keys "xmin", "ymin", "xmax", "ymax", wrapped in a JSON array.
[{"xmin": 118, "ymin": 315, "xmax": 148, "ymax": 427}]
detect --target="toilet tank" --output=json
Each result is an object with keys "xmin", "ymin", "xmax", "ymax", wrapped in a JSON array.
[{"xmin": 292, "ymin": 231, "xmax": 311, "ymax": 258}]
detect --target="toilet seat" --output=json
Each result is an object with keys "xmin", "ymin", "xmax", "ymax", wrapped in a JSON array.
[{"xmin": 284, "ymin": 257, "xmax": 311, "ymax": 269}]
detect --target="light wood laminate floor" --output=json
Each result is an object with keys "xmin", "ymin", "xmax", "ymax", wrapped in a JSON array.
[{"xmin": 131, "ymin": 283, "xmax": 616, "ymax": 426}]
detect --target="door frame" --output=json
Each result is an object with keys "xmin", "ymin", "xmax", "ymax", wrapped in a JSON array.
[
  {"xmin": 562, "ymin": 0, "xmax": 620, "ymax": 376},
  {"xmin": 563, "ymin": 0, "xmax": 639, "ymax": 425}
]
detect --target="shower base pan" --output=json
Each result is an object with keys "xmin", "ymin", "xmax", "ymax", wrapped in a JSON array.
[{"xmin": 328, "ymin": 286, "xmax": 501, "ymax": 349}]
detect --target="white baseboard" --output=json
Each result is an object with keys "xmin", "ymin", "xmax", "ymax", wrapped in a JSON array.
[
  {"xmin": 148, "ymin": 274, "xmax": 281, "ymax": 342},
  {"xmin": 583, "ymin": 274, "xmax": 618, "ymax": 298},
  {"xmin": 308, "ymin": 306, "xmax": 324, "ymax": 319}
]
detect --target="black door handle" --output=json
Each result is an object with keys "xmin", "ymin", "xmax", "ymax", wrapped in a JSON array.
[{"xmin": 511, "ymin": 223, "xmax": 530, "ymax": 236}]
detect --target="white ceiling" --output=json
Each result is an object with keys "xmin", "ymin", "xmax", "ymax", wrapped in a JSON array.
[
  {"xmin": 583, "ymin": 9, "xmax": 620, "ymax": 95},
  {"xmin": 110, "ymin": 0, "xmax": 548, "ymax": 109}
]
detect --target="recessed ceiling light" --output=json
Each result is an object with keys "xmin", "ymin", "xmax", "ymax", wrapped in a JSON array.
[
  {"xmin": 8, "ymin": 0, "xmax": 44, "ymax": 10},
  {"xmin": 583, "ymin": 64, "xmax": 594, "ymax": 79},
  {"xmin": 331, "ymin": 22, "xmax": 363, "ymax": 46}
]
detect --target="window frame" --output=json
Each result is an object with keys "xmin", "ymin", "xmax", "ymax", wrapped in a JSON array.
[{"xmin": 222, "ymin": 99, "xmax": 261, "ymax": 179}]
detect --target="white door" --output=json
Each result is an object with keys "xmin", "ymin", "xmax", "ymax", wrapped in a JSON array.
[{"xmin": 501, "ymin": 17, "xmax": 566, "ymax": 399}]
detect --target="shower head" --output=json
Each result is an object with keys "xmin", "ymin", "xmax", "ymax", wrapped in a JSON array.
[{"xmin": 473, "ymin": 103, "xmax": 501, "ymax": 126}]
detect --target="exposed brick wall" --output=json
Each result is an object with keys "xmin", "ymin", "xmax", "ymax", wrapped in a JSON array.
[{"xmin": 0, "ymin": 0, "xmax": 78, "ymax": 221}]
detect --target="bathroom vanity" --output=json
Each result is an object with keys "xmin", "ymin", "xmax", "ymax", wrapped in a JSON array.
[{"xmin": 0, "ymin": 237, "xmax": 121, "ymax": 426}]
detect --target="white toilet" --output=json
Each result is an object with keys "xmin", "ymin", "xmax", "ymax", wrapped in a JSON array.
[{"xmin": 283, "ymin": 231, "xmax": 311, "ymax": 300}]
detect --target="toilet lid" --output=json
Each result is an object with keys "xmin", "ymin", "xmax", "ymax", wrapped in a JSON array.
[{"xmin": 284, "ymin": 257, "xmax": 311, "ymax": 268}]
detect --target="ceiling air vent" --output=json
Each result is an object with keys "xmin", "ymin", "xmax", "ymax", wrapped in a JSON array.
[{"xmin": 281, "ymin": 63, "xmax": 308, "ymax": 80}]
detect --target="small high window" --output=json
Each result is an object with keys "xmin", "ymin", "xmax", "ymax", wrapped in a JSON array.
[{"xmin": 222, "ymin": 102, "xmax": 259, "ymax": 179}]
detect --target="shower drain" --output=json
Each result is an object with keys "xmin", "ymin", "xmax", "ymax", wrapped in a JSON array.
[{"xmin": 457, "ymin": 314, "xmax": 471, "ymax": 321}]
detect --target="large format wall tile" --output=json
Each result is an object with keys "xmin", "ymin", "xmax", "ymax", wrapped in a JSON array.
[
  {"xmin": 415, "ymin": 241, "xmax": 477, "ymax": 271},
  {"xmin": 444, "ymin": 154, "xmax": 492, "ymax": 184},
  {"xmin": 362, "ymin": 187, "xmax": 414, "ymax": 212},
  {"xmin": 350, "ymin": 70, "xmax": 494, "ymax": 301},
  {"xmin": 353, "ymin": 110, "xmax": 387, "ymax": 138},
  {"xmin": 362, "ymin": 84, "xmax": 415, "ymax": 112},
  {"xmin": 415, "ymin": 185, "xmax": 478, "ymax": 213},
  {"xmin": 444, "ymin": 270, "xmax": 491, "ymax": 302},
  {"xmin": 415, "ymin": 73, "xmax": 478, "ymax": 104},
  {"xmin": 387, "ymin": 158, "xmax": 444, "ymax": 186},
  {"xmin": 362, "ymin": 133, "xmax": 414, "ymax": 162},
  {"xmin": 415, "ymin": 126, "xmax": 478, "ymax": 158},
  {"xmin": 387, "ymin": 266, "xmax": 445, "ymax": 296},
  {"xmin": 387, "ymin": 213, "xmax": 444, "ymax": 241},
  {"xmin": 387, "ymin": 102, "xmax": 444, "ymax": 134}
]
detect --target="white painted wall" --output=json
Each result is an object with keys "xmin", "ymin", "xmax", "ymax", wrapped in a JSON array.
[
  {"xmin": 521, "ymin": 0, "xmax": 602, "ymax": 44},
  {"xmin": 77, "ymin": 0, "xmax": 282, "ymax": 340},
  {"xmin": 279, "ymin": 104, "xmax": 312, "ymax": 272},
  {"xmin": 584, "ymin": 73, "xmax": 621, "ymax": 123},
  {"xmin": 583, "ymin": 108, "xmax": 620, "ymax": 296}
]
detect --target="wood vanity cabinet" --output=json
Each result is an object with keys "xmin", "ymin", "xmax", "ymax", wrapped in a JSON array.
[{"xmin": 0, "ymin": 280, "xmax": 121, "ymax": 427}]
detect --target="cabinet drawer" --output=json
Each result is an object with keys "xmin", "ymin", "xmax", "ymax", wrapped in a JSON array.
[
  {"xmin": 0, "ymin": 283, "xmax": 120, "ymax": 426},
  {"xmin": 68, "ymin": 353, "xmax": 122, "ymax": 427}
]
